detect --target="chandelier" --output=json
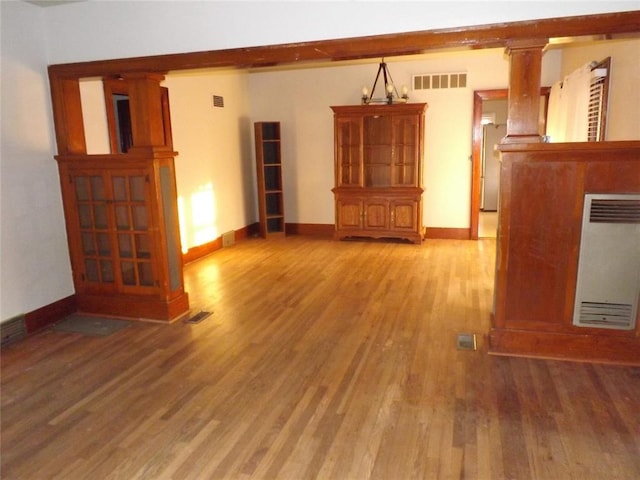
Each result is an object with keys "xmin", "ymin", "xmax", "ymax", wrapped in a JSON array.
[{"xmin": 361, "ymin": 59, "xmax": 409, "ymax": 105}]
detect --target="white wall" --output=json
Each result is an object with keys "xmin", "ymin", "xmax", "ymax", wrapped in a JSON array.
[
  {"xmin": 0, "ymin": 1, "xmax": 74, "ymax": 321},
  {"xmin": 164, "ymin": 71, "xmax": 256, "ymax": 250},
  {"xmin": 248, "ymin": 48, "xmax": 561, "ymax": 228}
]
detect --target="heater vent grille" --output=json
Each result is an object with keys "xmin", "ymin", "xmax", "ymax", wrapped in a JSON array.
[
  {"xmin": 578, "ymin": 302, "xmax": 634, "ymax": 329},
  {"xmin": 589, "ymin": 198, "xmax": 640, "ymax": 223},
  {"xmin": 573, "ymin": 193, "xmax": 640, "ymax": 331}
]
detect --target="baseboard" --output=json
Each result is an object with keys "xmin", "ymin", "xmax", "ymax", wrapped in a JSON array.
[
  {"xmin": 24, "ymin": 294, "xmax": 77, "ymax": 334},
  {"xmin": 489, "ymin": 328, "xmax": 640, "ymax": 366},
  {"xmin": 183, "ymin": 223, "xmax": 259, "ymax": 264},
  {"xmin": 286, "ymin": 223, "xmax": 334, "ymax": 236},
  {"xmin": 183, "ymin": 238, "xmax": 222, "ymax": 264},
  {"xmin": 424, "ymin": 227, "xmax": 471, "ymax": 240}
]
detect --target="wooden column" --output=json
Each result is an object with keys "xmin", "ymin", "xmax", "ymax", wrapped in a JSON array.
[
  {"xmin": 503, "ymin": 39, "xmax": 547, "ymax": 144},
  {"xmin": 122, "ymin": 73, "xmax": 167, "ymax": 150},
  {"xmin": 47, "ymin": 74, "xmax": 87, "ymax": 155}
]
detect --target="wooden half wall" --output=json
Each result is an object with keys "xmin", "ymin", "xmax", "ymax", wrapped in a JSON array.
[{"xmin": 491, "ymin": 141, "xmax": 640, "ymax": 365}]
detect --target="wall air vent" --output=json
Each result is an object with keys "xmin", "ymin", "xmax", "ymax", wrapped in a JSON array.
[
  {"xmin": 222, "ymin": 231, "xmax": 235, "ymax": 247},
  {"xmin": 573, "ymin": 193, "xmax": 640, "ymax": 330},
  {"xmin": 212, "ymin": 95, "xmax": 224, "ymax": 108},
  {"xmin": 1, "ymin": 315, "xmax": 26, "ymax": 347},
  {"xmin": 413, "ymin": 72, "xmax": 467, "ymax": 91}
]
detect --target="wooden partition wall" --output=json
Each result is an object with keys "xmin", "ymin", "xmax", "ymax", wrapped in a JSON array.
[
  {"xmin": 491, "ymin": 142, "xmax": 640, "ymax": 364},
  {"xmin": 50, "ymin": 74, "xmax": 190, "ymax": 322}
]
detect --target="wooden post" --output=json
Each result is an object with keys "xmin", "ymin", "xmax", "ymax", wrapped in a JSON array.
[
  {"xmin": 503, "ymin": 39, "xmax": 547, "ymax": 144},
  {"xmin": 122, "ymin": 73, "xmax": 167, "ymax": 149},
  {"xmin": 47, "ymin": 74, "xmax": 87, "ymax": 155}
]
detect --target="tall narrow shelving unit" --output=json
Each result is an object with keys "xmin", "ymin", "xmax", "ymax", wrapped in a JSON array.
[{"xmin": 254, "ymin": 122, "xmax": 285, "ymax": 238}]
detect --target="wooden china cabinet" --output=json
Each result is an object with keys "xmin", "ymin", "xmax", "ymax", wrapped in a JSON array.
[
  {"xmin": 331, "ymin": 103, "xmax": 427, "ymax": 244},
  {"xmin": 52, "ymin": 73, "xmax": 189, "ymax": 322}
]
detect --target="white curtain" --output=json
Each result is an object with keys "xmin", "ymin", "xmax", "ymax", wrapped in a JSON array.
[{"xmin": 546, "ymin": 63, "xmax": 592, "ymax": 142}]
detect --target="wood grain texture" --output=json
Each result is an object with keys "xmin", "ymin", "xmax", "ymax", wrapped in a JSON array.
[
  {"xmin": 492, "ymin": 141, "xmax": 640, "ymax": 364},
  {"xmin": 2, "ymin": 237, "xmax": 639, "ymax": 479},
  {"xmin": 47, "ymin": 12, "xmax": 640, "ymax": 78}
]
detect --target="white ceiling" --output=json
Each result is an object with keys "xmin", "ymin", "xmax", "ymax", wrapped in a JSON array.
[{"xmin": 24, "ymin": 0, "xmax": 85, "ymax": 7}]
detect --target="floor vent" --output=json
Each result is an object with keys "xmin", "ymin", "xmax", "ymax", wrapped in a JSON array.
[
  {"xmin": 573, "ymin": 193, "xmax": 640, "ymax": 330},
  {"xmin": 222, "ymin": 231, "xmax": 235, "ymax": 247},
  {"xmin": 1, "ymin": 315, "xmax": 27, "ymax": 347},
  {"xmin": 456, "ymin": 333, "xmax": 477, "ymax": 351},
  {"xmin": 185, "ymin": 311, "xmax": 212, "ymax": 324}
]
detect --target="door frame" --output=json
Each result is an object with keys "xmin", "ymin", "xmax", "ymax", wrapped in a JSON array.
[
  {"xmin": 470, "ymin": 88, "xmax": 550, "ymax": 239},
  {"xmin": 470, "ymin": 89, "xmax": 507, "ymax": 240}
]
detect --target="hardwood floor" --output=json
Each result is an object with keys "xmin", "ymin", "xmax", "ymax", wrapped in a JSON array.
[{"xmin": 2, "ymin": 237, "xmax": 639, "ymax": 479}]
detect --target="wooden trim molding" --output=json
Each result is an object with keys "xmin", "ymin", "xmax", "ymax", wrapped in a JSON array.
[
  {"xmin": 24, "ymin": 295, "xmax": 77, "ymax": 334},
  {"xmin": 183, "ymin": 238, "xmax": 223, "ymax": 265},
  {"xmin": 489, "ymin": 329, "xmax": 640, "ymax": 366},
  {"xmin": 183, "ymin": 224, "xmax": 259, "ymax": 264},
  {"xmin": 47, "ymin": 12, "xmax": 640, "ymax": 78},
  {"xmin": 471, "ymin": 89, "xmax": 509, "ymax": 240},
  {"xmin": 286, "ymin": 223, "xmax": 334, "ymax": 237},
  {"xmin": 424, "ymin": 227, "xmax": 471, "ymax": 240}
]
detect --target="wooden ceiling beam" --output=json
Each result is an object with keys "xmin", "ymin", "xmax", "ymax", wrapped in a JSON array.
[{"xmin": 48, "ymin": 11, "xmax": 640, "ymax": 78}]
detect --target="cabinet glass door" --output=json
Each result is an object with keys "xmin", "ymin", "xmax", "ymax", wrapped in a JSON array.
[
  {"xmin": 363, "ymin": 115, "xmax": 392, "ymax": 187},
  {"xmin": 73, "ymin": 170, "xmax": 156, "ymax": 292},
  {"xmin": 75, "ymin": 175, "xmax": 115, "ymax": 286},
  {"xmin": 113, "ymin": 173, "xmax": 155, "ymax": 288},
  {"xmin": 336, "ymin": 117, "xmax": 362, "ymax": 186},
  {"xmin": 392, "ymin": 115, "xmax": 419, "ymax": 186}
]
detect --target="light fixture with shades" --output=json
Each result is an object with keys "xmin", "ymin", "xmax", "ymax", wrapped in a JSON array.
[{"xmin": 361, "ymin": 59, "xmax": 409, "ymax": 105}]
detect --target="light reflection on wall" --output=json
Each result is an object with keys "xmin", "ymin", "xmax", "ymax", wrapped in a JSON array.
[{"xmin": 177, "ymin": 182, "xmax": 218, "ymax": 253}]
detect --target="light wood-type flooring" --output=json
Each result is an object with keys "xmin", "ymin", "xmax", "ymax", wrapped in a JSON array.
[{"xmin": 2, "ymin": 237, "xmax": 639, "ymax": 479}]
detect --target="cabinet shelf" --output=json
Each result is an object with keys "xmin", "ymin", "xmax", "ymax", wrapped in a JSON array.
[{"xmin": 255, "ymin": 122, "xmax": 285, "ymax": 238}]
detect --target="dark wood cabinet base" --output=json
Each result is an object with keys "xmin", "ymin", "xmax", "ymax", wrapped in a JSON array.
[{"xmin": 75, "ymin": 291, "xmax": 190, "ymax": 323}]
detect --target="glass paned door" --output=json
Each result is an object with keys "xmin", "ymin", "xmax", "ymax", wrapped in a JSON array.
[
  {"xmin": 336, "ymin": 117, "xmax": 362, "ymax": 186},
  {"xmin": 113, "ymin": 174, "xmax": 155, "ymax": 287},
  {"xmin": 72, "ymin": 171, "xmax": 156, "ymax": 291},
  {"xmin": 74, "ymin": 175, "xmax": 114, "ymax": 284},
  {"xmin": 364, "ymin": 115, "xmax": 392, "ymax": 187},
  {"xmin": 392, "ymin": 115, "xmax": 419, "ymax": 186}
]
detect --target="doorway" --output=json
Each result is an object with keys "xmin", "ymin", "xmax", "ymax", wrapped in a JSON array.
[
  {"xmin": 470, "ymin": 88, "xmax": 550, "ymax": 239},
  {"xmin": 470, "ymin": 89, "xmax": 507, "ymax": 240}
]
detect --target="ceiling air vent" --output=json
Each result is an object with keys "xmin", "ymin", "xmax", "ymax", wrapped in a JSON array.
[{"xmin": 212, "ymin": 95, "xmax": 224, "ymax": 108}]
